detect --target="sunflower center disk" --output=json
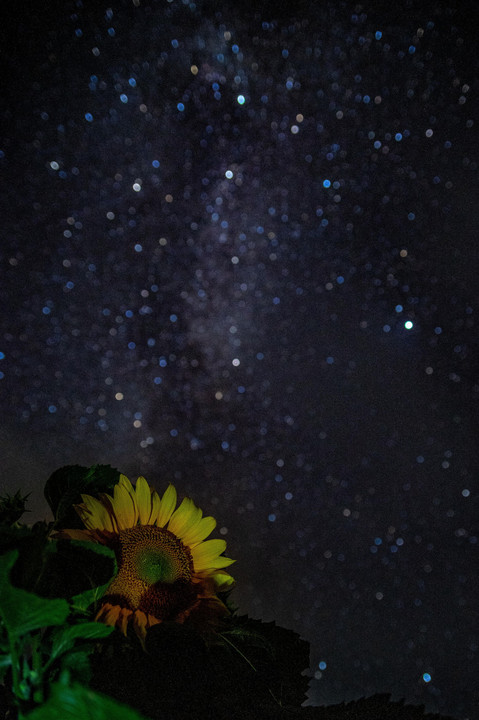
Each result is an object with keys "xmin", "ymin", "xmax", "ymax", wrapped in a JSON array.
[
  {"xmin": 135, "ymin": 548, "xmax": 179, "ymax": 584},
  {"xmin": 120, "ymin": 525, "xmax": 193, "ymax": 583},
  {"xmin": 104, "ymin": 525, "xmax": 197, "ymax": 620}
]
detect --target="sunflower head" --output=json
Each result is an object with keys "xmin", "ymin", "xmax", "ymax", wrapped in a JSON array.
[{"xmin": 59, "ymin": 475, "xmax": 235, "ymax": 644}]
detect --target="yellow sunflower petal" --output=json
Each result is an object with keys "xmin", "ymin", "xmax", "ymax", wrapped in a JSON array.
[
  {"xmin": 97, "ymin": 493, "xmax": 119, "ymax": 532},
  {"xmin": 118, "ymin": 474, "xmax": 139, "ymax": 519},
  {"xmin": 80, "ymin": 494, "xmax": 117, "ymax": 532},
  {"xmin": 180, "ymin": 515, "xmax": 216, "ymax": 548},
  {"xmin": 118, "ymin": 607, "xmax": 131, "ymax": 636},
  {"xmin": 167, "ymin": 497, "xmax": 201, "ymax": 539},
  {"xmin": 118, "ymin": 474, "xmax": 135, "ymax": 494},
  {"xmin": 156, "ymin": 483, "xmax": 177, "ymax": 527},
  {"xmin": 95, "ymin": 604, "xmax": 109, "ymax": 623},
  {"xmin": 207, "ymin": 555, "xmax": 236, "ymax": 569},
  {"xmin": 191, "ymin": 538, "xmax": 227, "ymax": 571},
  {"xmin": 111, "ymin": 482, "xmax": 138, "ymax": 529},
  {"xmin": 74, "ymin": 503, "xmax": 96, "ymax": 530},
  {"xmin": 212, "ymin": 571, "xmax": 235, "ymax": 591},
  {"xmin": 148, "ymin": 490, "xmax": 161, "ymax": 525},
  {"xmin": 132, "ymin": 610, "xmax": 148, "ymax": 647},
  {"xmin": 100, "ymin": 604, "xmax": 121, "ymax": 627},
  {"xmin": 135, "ymin": 476, "xmax": 152, "ymax": 525}
]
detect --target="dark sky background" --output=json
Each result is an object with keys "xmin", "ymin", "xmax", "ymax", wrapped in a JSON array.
[{"xmin": 1, "ymin": 0, "xmax": 478, "ymax": 717}]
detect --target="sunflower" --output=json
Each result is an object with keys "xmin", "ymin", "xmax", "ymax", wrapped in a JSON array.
[{"xmin": 59, "ymin": 475, "xmax": 235, "ymax": 644}]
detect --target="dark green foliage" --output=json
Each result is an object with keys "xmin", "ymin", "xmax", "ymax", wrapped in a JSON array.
[
  {"xmin": 34, "ymin": 540, "xmax": 116, "ymax": 601},
  {"xmin": 214, "ymin": 614, "xmax": 311, "ymax": 709},
  {"xmin": 0, "ymin": 548, "xmax": 115, "ymax": 716},
  {"xmin": 88, "ymin": 617, "xmax": 457, "ymax": 720},
  {"xmin": 0, "ymin": 523, "xmax": 115, "ymax": 602},
  {"xmin": 0, "ymin": 551, "xmax": 70, "ymax": 639},
  {"xmin": 0, "ymin": 474, "xmax": 459, "ymax": 720},
  {"xmin": 70, "ymin": 578, "xmax": 114, "ymax": 616},
  {"xmin": 0, "ymin": 522, "xmax": 39, "ymax": 562},
  {"xmin": 88, "ymin": 614, "xmax": 310, "ymax": 719},
  {"xmin": 44, "ymin": 464, "xmax": 120, "ymax": 529},
  {"xmin": 50, "ymin": 623, "xmax": 113, "ymax": 664},
  {"xmin": 56, "ymin": 648, "xmax": 92, "ymax": 687},
  {"xmin": 0, "ymin": 522, "xmax": 58, "ymax": 597},
  {"xmin": 25, "ymin": 679, "xmax": 148, "ymax": 720},
  {"xmin": 90, "ymin": 622, "xmax": 214, "ymax": 720}
]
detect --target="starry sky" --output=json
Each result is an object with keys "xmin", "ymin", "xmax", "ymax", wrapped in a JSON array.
[{"xmin": 0, "ymin": 0, "xmax": 478, "ymax": 716}]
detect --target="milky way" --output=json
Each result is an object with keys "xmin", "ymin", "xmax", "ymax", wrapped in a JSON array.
[{"xmin": 1, "ymin": 1, "xmax": 478, "ymax": 716}]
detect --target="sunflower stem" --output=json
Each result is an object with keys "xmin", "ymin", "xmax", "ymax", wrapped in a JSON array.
[
  {"xmin": 31, "ymin": 633, "xmax": 44, "ymax": 704},
  {"xmin": 9, "ymin": 635, "xmax": 21, "ymax": 700}
]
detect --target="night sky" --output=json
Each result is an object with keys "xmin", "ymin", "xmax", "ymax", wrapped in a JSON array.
[{"xmin": 1, "ymin": 0, "xmax": 478, "ymax": 717}]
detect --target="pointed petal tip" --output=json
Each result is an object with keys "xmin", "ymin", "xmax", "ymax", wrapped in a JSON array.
[
  {"xmin": 181, "ymin": 515, "xmax": 217, "ymax": 547},
  {"xmin": 135, "ymin": 475, "xmax": 153, "ymax": 525},
  {"xmin": 119, "ymin": 473, "xmax": 133, "ymax": 490},
  {"xmin": 156, "ymin": 483, "xmax": 178, "ymax": 527},
  {"xmin": 112, "ymin": 482, "xmax": 137, "ymax": 529}
]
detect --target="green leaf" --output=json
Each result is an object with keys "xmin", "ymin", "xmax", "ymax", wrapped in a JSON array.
[
  {"xmin": 50, "ymin": 623, "xmax": 113, "ymax": 663},
  {"xmin": 0, "ymin": 653, "xmax": 11, "ymax": 668},
  {"xmin": 44, "ymin": 465, "xmax": 120, "ymax": 528},
  {"xmin": 0, "ymin": 522, "xmax": 34, "ymax": 554},
  {"xmin": 212, "ymin": 615, "xmax": 311, "ymax": 708},
  {"xmin": 219, "ymin": 625, "xmax": 274, "ymax": 654},
  {"xmin": 25, "ymin": 680, "xmax": 149, "ymax": 720},
  {"xmin": 9, "ymin": 528, "xmax": 56, "ymax": 595},
  {"xmin": 58, "ymin": 648, "xmax": 92, "ymax": 685},
  {"xmin": 70, "ymin": 581, "xmax": 112, "ymax": 614},
  {"xmin": 69, "ymin": 540, "xmax": 116, "ymax": 562},
  {"xmin": 0, "ymin": 551, "xmax": 69, "ymax": 638},
  {"xmin": 36, "ymin": 540, "xmax": 116, "ymax": 601},
  {"xmin": 0, "ymin": 652, "xmax": 12, "ymax": 681}
]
